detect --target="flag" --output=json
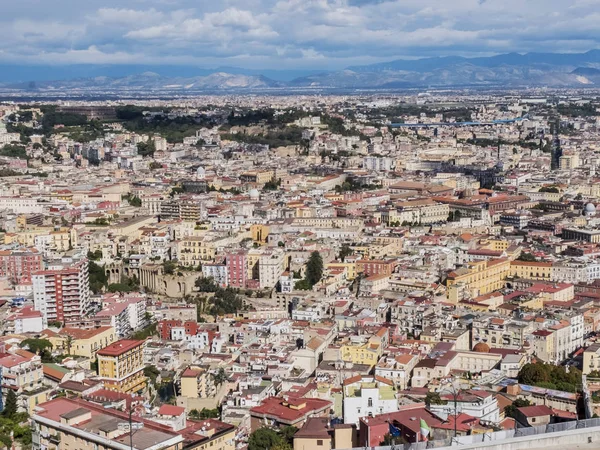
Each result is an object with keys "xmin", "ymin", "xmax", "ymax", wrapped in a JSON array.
[
  {"xmin": 389, "ymin": 422, "xmax": 401, "ymax": 437},
  {"xmin": 419, "ymin": 418, "xmax": 431, "ymax": 441}
]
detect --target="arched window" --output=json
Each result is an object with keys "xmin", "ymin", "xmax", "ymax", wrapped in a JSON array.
[{"xmin": 368, "ymin": 397, "xmax": 373, "ymax": 407}]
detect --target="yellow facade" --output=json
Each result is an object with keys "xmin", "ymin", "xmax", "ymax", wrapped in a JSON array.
[
  {"xmin": 47, "ymin": 326, "xmax": 116, "ymax": 359},
  {"xmin": 178, "ymin": 237, "xmax": 217, "ymax": 265},
  {"xmin": 327, "ymin": 262, "xmax": 357, "ymax": 280},
  {"xmin": 251, "ymin": 224, "xmax": 269, "ymax": 243},
  {"xmin": 180, "ymin": 367, "xmax": 211, "ymax": 399},
  {"xmin": 340, "ymin": 339, "xmax": 383, "ymax": 367},
  {"xmin": 510, "ymin": 261, "xmax": 553, "ymax": 281},
  {"xmin": 481, "ymin": 239, "xmax": 510, "ymax": 251},
  {"xmin": 447, "ymin": 258, "xmax": 511, "ymax": 301},
  {"xmin": 98, "ymin": 340, "xmax": 147, "ymax": 394}
]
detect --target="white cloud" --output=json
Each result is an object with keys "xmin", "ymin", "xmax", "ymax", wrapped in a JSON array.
[{"xmin": 0, "ymin": 0, "xmax": 599, "ymax": 69}]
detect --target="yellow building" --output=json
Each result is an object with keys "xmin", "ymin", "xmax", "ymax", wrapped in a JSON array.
[
  {"xmin": 178, "ymin": 236, "xmax": 217, "ymax": 265},
  {"xmin": 251, "ymin": 224, "xmax": 269, "ymax": 243},
  {"xmin": 97, "ymin": 339, "xmax": 146, "ymax": 394},
  {"xmin": 583, "ymin": 342, "xmax": 600, "ymax": 375},
  {"xmin": 326, "ymin": 261, "xmax": 357, "ymax": 280},
  {"xmin": 447, "ymin": 258, "xmax": 511, "ymax": 302},
  {"xmin": 510, "ymin": 261, "xmax": 553, "ymax": 281},
  {"xmin": 45, "ymin": 326, "xmax": 116, "ymax": 359},
  {"xmin": 339, "ymin": 335, "xmax": 384, "ymax": 367},
  {"xmin": 180, "ymin": 366, "xmax": 214, "ymax": 399},
  {"xmin": 240, "ymin": 170, "xmax": 275, "ymax": 184},
  {"xmin": 480, "ymin": 238, "xmax": 510, "ymax": 251}
]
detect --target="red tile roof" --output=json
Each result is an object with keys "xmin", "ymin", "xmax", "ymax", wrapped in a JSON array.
[
  {"xmin": 250, "ymin": 397, "xmax": 331, "ymax": 425},
  {"xmin": 97, "ymin": 339, "xmax": 144, "ymax": 357}
]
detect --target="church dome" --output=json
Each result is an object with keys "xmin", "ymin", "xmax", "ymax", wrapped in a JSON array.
[
  {"xmin": 473, "ymin": 342, "xmax": 490, "ymax": 353},
  {"xmin": 585, "ymin": 203, "xmax": 596, "ymax": 214},
  {"xmin": 248, "ymin": 188, "xmax": 260, "ymax": 199}
]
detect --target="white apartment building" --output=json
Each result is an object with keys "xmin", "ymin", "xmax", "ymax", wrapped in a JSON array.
[
  {"xmin": 0, "ymin": 197, "xmax": 44, "ymax": 214},
  {"xmin": 259, "ymin": 250, "xmax": 286, "ymax": 289},
  {"xmin": 202, "ymin": 263, "xmax": 229, "ymax": 288},
  {"xmin": 429, "ymin": 390, "xmax": 499, "ymax": 423},
  {"xmin": 343, "ymin": 375, "xmax": 398, "ymax": 424}
]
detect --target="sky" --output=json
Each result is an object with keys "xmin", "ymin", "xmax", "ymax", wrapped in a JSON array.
[{"xmin": 2, "ymin": 0, "xmax": 600, "ymax": 70}]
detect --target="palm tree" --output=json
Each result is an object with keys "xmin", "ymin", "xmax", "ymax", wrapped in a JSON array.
[
  {"xmin": 65, "ymin": 335, "xmax": 74, "ymax": 355},
  {"xmin": 213, "ymin": 368, "xmax": 228, "ymax": 388}
]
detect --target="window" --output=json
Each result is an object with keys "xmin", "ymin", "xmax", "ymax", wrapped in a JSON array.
[
  {"xmin": 368, "ymin": 397, "xmax": 373, "ymax": 407},
  {"xmin": 317, "ymin": 440, "xmax": 323, "ymax": 446},
  {"xmin": 532, "ymin": 418, "xmax": 536, "ymax": 423}
]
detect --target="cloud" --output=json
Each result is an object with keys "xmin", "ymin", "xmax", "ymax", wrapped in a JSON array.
[{"xmin": 0, "ymin": 0, "xmax": 598, "ymax": 70}]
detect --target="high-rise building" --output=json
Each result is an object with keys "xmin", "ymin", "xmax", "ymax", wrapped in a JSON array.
[
  {"xmin": 32, "ymin": 257, "xmax": 90, "ymax": 327},
  {"xmin": 226, "ymin": 250, "xmax": 248, "ymax": 288},
  {"xmin": 97, "ymin": 339, "xmax": 147, "ymax": 394}
]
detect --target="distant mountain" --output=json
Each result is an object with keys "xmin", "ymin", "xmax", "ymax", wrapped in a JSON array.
[
  {"xmin": 291, "ymin": 50, "xmax": 600, "ymax": 88},
  {"xmin": 4, "ymin": 72, "xmax": 284, "ymax": 92},
  {"xmin": 3, "ymin": 50, "xmax": 600, "ymax": 93}
]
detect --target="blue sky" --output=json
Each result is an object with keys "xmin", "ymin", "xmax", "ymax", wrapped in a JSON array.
[{"xmin": 2, "ymin": 0, "xmax": 600, "ymax": 70}]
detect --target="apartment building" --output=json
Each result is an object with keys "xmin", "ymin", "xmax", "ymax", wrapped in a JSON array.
[
  {"xmin": 447, "ymin": 258, "xmax": 511, "ymax": 302},
  {"xmin": 31, "ymin": 398, "xmax": 184, "ymax": 450},
  {"xmin": 97, "ymin": 339, "xmax": 146, "ymax": 394},
  {"xmin": 0, "ymin": 248, "xmax": 43, "ymax": 284},
  {"xmin": 0, "ymin": 349, "xmax": 49, "ymax": 414},
  {"xmin": 259, "ymin": 250, "xmax": 286, "ymax": 289},
  {"xmin": 226, "ymin": 250, "xmax": 248, "ymax": 288},
  {"xmin": 32, "ymin": 257, "xmax": 90, "ymax": 327},
  {"xmin": 343, "ymin": 375, "xmax": 397, "ymax": 424}
]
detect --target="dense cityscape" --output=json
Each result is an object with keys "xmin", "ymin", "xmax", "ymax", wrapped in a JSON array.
[{"xmin": 0, "ymin": 90, "xmax": 600, "ymax": 450}]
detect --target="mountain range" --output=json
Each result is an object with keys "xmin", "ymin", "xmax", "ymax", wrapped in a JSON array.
[{"xmin": 3, "ymin": 50, "xmax": 600, "ymax": 93}]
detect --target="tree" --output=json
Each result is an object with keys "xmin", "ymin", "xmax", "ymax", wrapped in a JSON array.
[
  {"xmin": 2, "ymin": 389, "xmax": 17, "ymax": 418},
  {"xmin": 248, "ymin": 428, "xmax": 283, "ymax": 450},
  {"xmin": 137, "ymin": 140, "xmax": 156, "ymax": 157},
  {"xmin": 504, "ymin": 398, "xmax": 531, "ymax": 419},
  {"xmin": 279, "ymin": 426, "xmax": 297, "ymax": 445},
  {"xmin": 213, "ymin": 367, "xmax": 228, "ymax": 387},
  {"xmin": 195, "ymin": 276, "xmax": 219, "ymax": 293},
  {"xmin": 294, "ymin": 279, "xmax": 312, "ymax": 291},
  {"xmin": 65, "ymin": 335, "xmax": 74, "ymax": 355},
  {"xmin": 20, "ymin": 338, "xmax": 53, "ymax": 355},
  {"xmin": 87, "ymin": 249, "xmax": 103, "ymax": 261},
  {"xmin": 517, "ymin": 252, "xmax": 537, "ymax": 262},
  {"xmin": 163, "ymin": 260, "xmax": 176, "ymax": 275},
  {"xmin": 199, "ymin": 408, "xmax": 220, "ymax": 419},
  {"xmin": 339, "ymin": 244, "xmax": 353, "ymax": 262},
  {"xmin": 305, "ymin": 251, "xmax": 323, "ymax": 287},
  {"xmin": 425, "ymin": 391, "xmax": 447, "ymax": 406}
]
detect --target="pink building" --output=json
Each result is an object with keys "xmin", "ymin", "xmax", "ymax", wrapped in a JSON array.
[{"xmin": 226, "ymin": 250, "xmax": 248, "ymax": 288}]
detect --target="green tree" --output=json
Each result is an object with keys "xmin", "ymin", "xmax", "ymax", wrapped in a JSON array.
[
  {"xmin": 195, "ymin": 277, "xmax": 219, "ymax": 293},
  {"xmin": 248, "ymin": 428, "xmax": 283, "ymax": 450},
  {"xmin": 339, "ymin": 244, "xmax": 353, "ymax": 262},
  {"xmin": 425, "ymin": 391, "xmax": 447, "ymax": 406},
  {"xmin": 87, "ymin": 249, "xmax": 103, "ymax": 261},
  {"xmin": 137, "ymin": 140, "xmax": 156, "ymax": 157},
  {"xmin": 294, "ymin": 279, "xmax": 312, "ymax": 291},
  {"xmin": 19, "ymin": 338, "xmax": 53, "ymax": 355},
  {"xmin": 199, "ymin": 408, "xmax": 220, "ymax": 419},
  {"xmin": 2, "ymin": 389, "xmax": 18, "ymax": 418},
  {"xmin": 213, "ymin": 367, "xmax": 228, "ymax": 387},
  {"xmin": 504, "ymin": 398, "xmax": 531, "ymax": 419},
  {"xmin": 163, "ymin": 260, "xmax": 177, "ymax": 275},
  {"xmin": 305, "ymin": 251, "xmax": 323, "ymax": 287},
  {"xmin": 517, "ymin": 252, "xmax": 537, "ymax": 262}
]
